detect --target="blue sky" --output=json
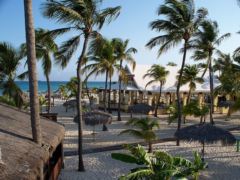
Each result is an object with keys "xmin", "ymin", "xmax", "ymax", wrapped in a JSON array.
[{"xmin": 0, "ymin": 0, "xmax": 240, "ymax": 81}]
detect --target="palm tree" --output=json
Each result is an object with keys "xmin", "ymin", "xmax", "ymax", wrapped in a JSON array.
[
  {"xmin": 180, "ymin": 65, "xmax": 204, "ymax": 124},
  {"xmin": 167, "ymin": 62, "xmax": 177, "ymax": 66},
  {"xmin": 86, "ymin": 38, "xmax": 118, "ymax": 113},
  {"xmin": 35, "ymin": 28, "xmax": 58, "ymax": 113},
  {"xmin": 0, "ymin": 42, "xmax": 25, "ymax": 108},
  {"xmin": 143, "ymin": 65, "xmax": 169, "ymax": 117},
  {"xmin": 24, "ymin": 0, "xmax": 42, "ymax": 145},
  {"xmin": 42, "ymin": 0, "xmax": 120, "ymax": 171},
  {"xmin": 21, "ymin": 28, "xmax": 58, "ymax": 113},
  {"xmin": 146, "ymin": 0, "xmax": 207, "ymax": 133},
  {"xmin": 113, "ymin": 38, "xmax": 137, "ymax": 121},
  {"xmin": 120, "ymin": 118, "xmax": 160, "ymax": 153},
  {"xmin": 192, "ymin": 20, "xmax": 230, "ymax": 124},
  {"xmin": 180, "ymin": 65, "xmax": 204, "ymax": 104}
]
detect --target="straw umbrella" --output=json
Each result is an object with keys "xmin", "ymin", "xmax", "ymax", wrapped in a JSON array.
[
  {"xmin": 175, "ymin": 123, "xmax": 236, "ymax": 161},
  {"xmin": 128, "ymin": 103, "xmax": 154, "ymax": 118},
  {"xmin": 74, "ymin": 110, "xmax": 112, "ymax": 139}
]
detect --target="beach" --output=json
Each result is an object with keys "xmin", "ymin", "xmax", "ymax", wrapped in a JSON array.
[{"xmin": 49, "ymin": 99, "xmax": 240, "ymax": 180}]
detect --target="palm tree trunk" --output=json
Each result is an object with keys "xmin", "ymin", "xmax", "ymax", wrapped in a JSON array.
[
  {"xmin": 46, "ymin": 74, "xmax": 51, "ymax": 113},
  {"xmin": 24, "ymin": 0, "xmax": 42, "ymax": 179},
  {"xmin": 108, "ymin": 75, "xmax": 112, "ymax": 113},
  {"xmin": 24, "ymin": 0, "xmax": 42, "ymax": 144},
  {"xmin": 183, "ymin": 87, "xmax": 192, "ymax": 124},
  {"xmin": 154, "ymin": 82, "xmax": 162, "ymax": 117},
  {"xmin": 187, "ymin": 87, "xmax": 192, "ymax": 104},
  {"xmin": 148, "ymin": 141, "xmax": 153, "ymax": 153},
  {"xmin": 117, "ymin": 59, "xmax": 123, "ymax": 121},
  {"xmin": 104, "ymin": 70, "xmax": 109, "ymax": 112},
  {"xmin": 208, "ymin": 56, "xmax": 214, "ymax": 125},
  {"xmin": 76, "ymin": 34, "xmax": 89, "ymax": 172},
  {"xmin": 176, "ymin": 40, "xmax": 188, "ymax": 145}
]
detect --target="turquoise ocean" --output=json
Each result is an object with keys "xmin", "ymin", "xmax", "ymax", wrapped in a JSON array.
[{"xmin": 0, "ymin": 81, "xmax": 106, "ymax": 95}]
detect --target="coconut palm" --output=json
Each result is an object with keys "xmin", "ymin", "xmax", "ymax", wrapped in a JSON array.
[
  {"xmin": 143, "ymin": 65, "xmax": 169, "ymax": 117},
  {"xmin": 86, "ymin": 38, "xmax": 119, "ymax": 113},
  {"xmin": 24, "ymin": 0, "xmax": 42, "ymax": 148},
  {"xmin": 192, "ymin": 20, "xmax": 230, "ymax": 124},
  {"xmin": 120, "ymin": 118, "xmax": 160, "ymax": 153},
  {"xmin": 35, "ymin": 28, "xmax": 58, "ymax": 113},
  {"xmin": 180, "ymin": 65, "xmax": 204, "ymax": 104},
  {"xmin": 0, "ymin": 42, "xmax": 25, "ymax": 108},
  {"xmin": 21, "ymin": 28, "xmax": 58, "ymax": 113},
  {"xmin": 113, "ymin": 38, "xmax": 137, "ymax": 121},
  {"xmin": 167, "ymin": 62, "xmax": 177, "ymax": 66},
  {"xmin": 146, "ymin": 0, "xmax": 208, "ymax": 132},
  {"xmin": 42, "ymin": 0, "xmax": 120, "ymax": 171}
]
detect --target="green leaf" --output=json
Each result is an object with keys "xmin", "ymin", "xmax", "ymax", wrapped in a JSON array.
[{"xmin": 111, "ymin": 153, "xmax": 139, "ymax": 164}]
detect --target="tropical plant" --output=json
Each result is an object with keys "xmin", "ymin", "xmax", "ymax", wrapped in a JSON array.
[
  {"xmin": 0, "ymin": 42, "xmax": 25, "ymax": 108},
  {"xmin": 58, "ymin": 84, "xmax": 69, "ymax": 101},
  {"xmin": 143, "ymin": 65, "xmax": 169, "ymax": 117},
  {"xmin": 191, "ymin": 20, "xmax": 230, "ymax": 124},
  {"xmin": 86, "ymin": 37, "xmax": 119, "ymax": 113},
  {"xmin": 120, "ymin": 118, "xmax": 159, "ymax": 152},
  {"xmin": 113, "ymin": 38, "xmax": 137, "ymax": 121},
  {"xmin": 21, "ymin": 28, "xmax": 58, "ymax": 113},
  {"xmin": 182, "ymin": 100, "xmax": 209, "ymax": 124},
  {"xmin": 166, "ymin": 62, "xmax": 177, "ymax": 66},
  {"xmin": 42, "ymin": 0, "xmax": 121, "ymax": 171},
  {"xmin": 112, "ymin": 145, "xmax": 207, "ymax": 180},
  {"xmin": 146, "ymin": 0, "xmax": 208, "ymax": 133},
  {"xmin": 39, "ymin": 95, "xmax": 47, "ymax": 113},
  {"xmin": 214, "ymin": 52, "xmax": 240, "ymax": 119},
  {"xmin": 180, "ymin": 65, "xmax": 204, "ymax": 104}
]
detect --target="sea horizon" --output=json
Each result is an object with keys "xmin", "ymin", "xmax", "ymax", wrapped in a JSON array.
[{"xmin": 0, "ymin": 80, "xmax": 108, "ymax": 95}]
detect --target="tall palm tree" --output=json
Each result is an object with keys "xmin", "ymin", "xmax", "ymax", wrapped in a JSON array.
[
  {"xmin": 192, "ymin": 20, "xmax": 230, "ymax": 124},
  {"xmin": 35, "ymin": 28, "xmax": 58, "ymax": 113},
  {"xmin": 86, "ymin": 38, "xmax": 118, "ymax": 113},
  {"xmin": 24, "ymin": 0, "xmax": 42, "ymax": 145},
  {"xmin": 180, "ymin": 65, "xmax": 204, "ymax": 104},
  {"xmin": 0, "ymin": 42, "xmax": 25, "ymax": 108},
  {"xmin": 21, "ymin": 28, "xmax": 58, "ymax": 113},
  {"xmin": 113, "ymin": 38, "xmax": 137, "ymax": 121},
  {"xmin": 42, "ymin": 0, "xmax": 120, "ymax": 171},
  {"xmin": 143, "ymin": 65, "xmax": 169, "ymax": 117},
  {"xmin": 146, "ymin": 0, "xmax": 207, "ymax": 132}
]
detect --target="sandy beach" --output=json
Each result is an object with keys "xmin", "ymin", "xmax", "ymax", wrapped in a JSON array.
[{"xmin": 50, "ymin": 99, "xmax": 240, "ymax": 180}]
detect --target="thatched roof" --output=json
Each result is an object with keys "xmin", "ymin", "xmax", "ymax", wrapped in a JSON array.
[
  {"xmin": 83, "ymin": 110, "xmax": 112, "ymax": 126},
  {"xmin": 175, "ymin": 123, "xmax": 236, "ymax": 144},
  {"xmin": 0, "ymin": 103, "xmax": 65, "ymax": 180}
]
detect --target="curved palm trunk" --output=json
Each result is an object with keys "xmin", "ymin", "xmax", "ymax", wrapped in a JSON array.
[
  {"xmin": 24, "ymin": 0, "xmax": 42, "ymax": 144},
  {"xmin": 104, "ymin": 70, "xmax": 109, "ymax": 112},
  {"xmin": 46, "ymin": 74, "xmax": 51, "ymax": 113},
  {"xmin": 24, "ymin": 0, "xmax": 42, "ymax": 178},
  {"xmin": 176, "ymin": 40, "xmax": 188, "ymax": 145},
  {"xmin": 117, "ymin": 60, "xmax": 123, "ymax": 121},
  {"xmin": 154, "ymin": 82, "xmax": 162, "ymax": 117},
  {"xmin": 108, "ymin": 75, "xmax": 112, "ymax": 113},
  {"xmin": 208, "ymin": 56, "xmax": 214, "ymax": 125},
  {"xmin": 76, "ymin": 35, "xmax": 89, "ymax": 172}
]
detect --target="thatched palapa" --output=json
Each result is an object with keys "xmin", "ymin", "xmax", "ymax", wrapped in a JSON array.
[{"xmin": 0, "ymin": 103, "xmax": 65, "ymax": 180}]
